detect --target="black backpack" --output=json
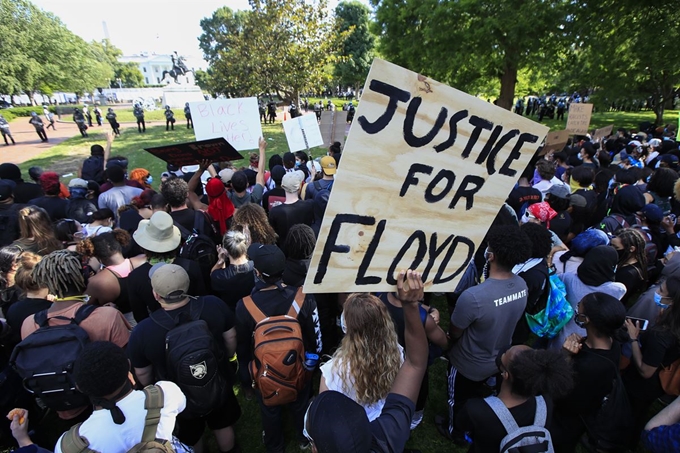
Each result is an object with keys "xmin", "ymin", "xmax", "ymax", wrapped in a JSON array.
[
  {"xmin": 81, "ymin": 156, "xmax": 105, "ymax": 184},
  {"xmin": 150, "ymin": 298, "xmax": 227, "ymax": 418},
  {"xmin": 10, "ymin": 305, "xmax": 96, "ymax": 411},
  {"xmin": 174, "ymin": 211, "xmax": 219, "ymax": 268}
]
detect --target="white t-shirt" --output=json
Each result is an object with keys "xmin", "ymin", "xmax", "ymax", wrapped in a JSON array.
[
  {"xmin": 55, "ymin": 381, "xmax": 186, "ymax": 453},
  {"xmin": 532, "ymin": 177, "xmax": 567, "ymax": 200},
  {"xmin": 320, "ymin": 345, "xmax": 404, "ymax": 422}
]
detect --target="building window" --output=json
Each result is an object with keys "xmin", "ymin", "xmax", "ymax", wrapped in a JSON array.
[
  {"xmin": 145, "ymin": 77, "xmax": 149, "ymax": 84},
  {"xmin": 157, "ymin": 77, "xmax": 160, "ymax": 83},
  {"xmin": 143, "ymin": 67, "xmax": 147, "ymax": 73}
]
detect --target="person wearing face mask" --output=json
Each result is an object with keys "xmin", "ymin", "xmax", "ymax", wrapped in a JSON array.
[
  {"xmin": 549, "ymin": 245, "xmax": 627, "ymax": 350},
  {"xmin": 82, "ymin": 208, "xmax": 115, "ymax": 237},
  {"xmin": 628, "ymin": 274, "xmax": 680, "ymax": 329},
  {"xmin": 129, "ymin": 168, "xmax": 154, "ymax": 190},
  {"xmin": 611, "ymin": 228, "xmax": 649, "ymax": 306},
  {"xmin": 623, "ymin": 273, "xmax": 680, "ymax": 438},
  {"xmin": 552, "ymin": 292, "xmax": 630, "ymax": 452}
]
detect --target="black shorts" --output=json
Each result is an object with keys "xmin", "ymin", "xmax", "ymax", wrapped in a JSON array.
[{"xmin": 174, "ymin": 385, "xmax": 241, "ymax": 446}]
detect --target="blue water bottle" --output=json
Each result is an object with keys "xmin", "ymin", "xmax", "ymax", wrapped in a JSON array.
[{"xmin": 304, "ymin": 352, "xmax": 319, "ymax": 371}]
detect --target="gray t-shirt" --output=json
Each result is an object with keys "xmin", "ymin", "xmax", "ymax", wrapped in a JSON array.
[
  {"xmin": 228, "ymin": 184, "xmax": 264, "ymax": 209},
  {"xmin": 98, "ymin": 186, "xmax": 142, "ymax": 221},
  {"xmin": 449, "ymin": 275, "xmax": 528, "ymax": 381}
]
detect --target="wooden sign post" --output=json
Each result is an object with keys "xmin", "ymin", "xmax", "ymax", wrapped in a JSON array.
[
  {"xmin": 565, "ymin": 103, "xmax": 593, "ymax": 135},
  {"xmin": 304, "ymin": 58, "xmax": 549, "ymax": 293}
]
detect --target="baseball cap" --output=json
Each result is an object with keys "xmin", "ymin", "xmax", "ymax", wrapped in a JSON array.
[
  {"xmin": 547, "ymin": 184, "xmax": 570, "ymax": 199},
  {"xmin": 0, "ymin": 180, "xmax": 16, "ymax": 201},
  {"xmin": 640, "ymin": 203, "xmax": 664, "ymax": 224},
  {"xmin": 320, "ymin": 156, "xmax": 337, "ymax": 175},
  {"xmin": 149, "ymin": 263, "xmax": 190, "ymax": 302},
  {"xmin": 281, "ymin": 171, "xmax": 304, "ymax": 193},
  {"xmin": 248, "ymin": 243, "xmax": 286, "ymax": 278},
  {"xmin": 68, "ymin": 178, "xmax": 88, "ymax": 189},
  {"xmin": 306, "ymin": 391, "xmax": 372, "ymax": 453},
  {"xmin": 219, "ymin": 168, "xmax": 235, "ymax": 185},
  {"xmin": 569, "ymin": 194, "xmax": 587, "ymax": 208}
]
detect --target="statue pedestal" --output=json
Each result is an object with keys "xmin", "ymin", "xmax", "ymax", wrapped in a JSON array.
[{"xmin": 162, "ymin": 85, "xmax": 204, "ymax": 108}]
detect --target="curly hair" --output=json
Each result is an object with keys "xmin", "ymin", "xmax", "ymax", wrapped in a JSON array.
[
  {"xmin": 17, "ymin": 206, "xmax": 62, "ymax": 255},
  {"xmin": 332, "ymin": 293, "xmax": 401, "ymax": 406},
  {"xmin": 14, "ymin": 252, "xmax": 42, "ymax": 292},
  {"xmin": 160, "ymin": 177, "xmax": 188, "ymax": 208},
  {"xmin": 231, "ymin": 203, "xmax": 278, "ymax": 245},
  {"xmin": 647, "ymin": 167, "xmax": 679, "ymax": 198},
  {"xmin": 486, "ymin": 225, "xmax": 532, "ymax": 270},
  {"xmin": 77, "ymin": 229, "xmax": 130, "ymax": 264},
  {"xmin": 508, "ymin": 348, "xmax": 574, "ymax": 399},
  {"xmin": 33, "ymin": 250, "xmax": 85, "ymax": 298},
  {"xmin": 130, "ymin": 189, "xmax": 156, "ymax": 209},
  {"xmin": 284, "ymin": 224, "xmax": 316, "ymax": 260},
  {"xmin": 614, "ymin": 228, "xmax": 648, "ymax": 280},
  {"xmin": 536, "ymin": 160, "xmax": 555, "ymax": 181},
  {"xmin": 520, "ymin": 223, "xmax": 552, "ymax": 259}
]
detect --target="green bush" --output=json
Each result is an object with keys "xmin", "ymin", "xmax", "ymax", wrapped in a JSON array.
[{"xmin": 1, "ymin": 106, "xmax": 56, "ymax": 122}]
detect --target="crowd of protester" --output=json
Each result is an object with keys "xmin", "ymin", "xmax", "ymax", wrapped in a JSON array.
[{"xmin": 0, "ymin": 121, "xmax": 680, "ymax": 453}]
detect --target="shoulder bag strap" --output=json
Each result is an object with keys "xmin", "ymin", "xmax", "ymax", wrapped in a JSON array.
[
  {"xmin": 243, "ymin": 295, "xmax": 266, "ymax": 324},
  {"xmin": 34, "ymin": 309, "xmax": 49, "ymax": 327},
  {"xmin": 287, "ymin": 287, "xmax": 305, "ymax": 318},
  {"xmin": 73, "ymin": 304, "xmax": 97, "ymax": 325},
  {"xmin": 140, "ymin": 385, "xmax": 165, "ymax": 443},
  {"xmin": 532, "ymin": 395, "xmax": 547, "ymax": 427},
  {"xmin": 483, "ymin": 396, "xmax": 520, "ymax": 434},
  {"xmin": 150, "ymin": 308, "xmax": 178, "ymax": 331},
  {"xmin": 60, "ymin": 423, "xmax": 97, "ymax": 453}
]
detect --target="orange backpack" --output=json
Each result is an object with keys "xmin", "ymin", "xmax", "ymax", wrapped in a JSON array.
[
  {"xmin": 243, "ymin": 288, "xmax": 308, "ymax": 406},
  {"xmin": 659, "ymin": 358, "xmax": 680, "ymax": 396}
]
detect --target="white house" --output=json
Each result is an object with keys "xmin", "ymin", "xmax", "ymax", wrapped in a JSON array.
[{"xmin": 119, "ymin": 52, "xmax": 174, "ymax": 85}]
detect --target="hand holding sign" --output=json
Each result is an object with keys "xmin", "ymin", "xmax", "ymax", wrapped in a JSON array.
[{"xmin": 283, "ymin": 114, "xmax": 324, "ymax": 152}]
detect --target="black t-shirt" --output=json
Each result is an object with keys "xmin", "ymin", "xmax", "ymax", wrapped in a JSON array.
[
  {"xmin": 615, "ymin": 263, "xmax": 645, "ymax": 306},
  {"xmin": 456, "ymin": 397, "xmax": 554, "ymax": 453},
  {"xmin": 128, "ymin": 295, "xmax": 235, "ymax": 379},
  {"xmin": 549, "ymin": 211, "xmax": 572, "ymax": 243},
  {"xmin": 506, "ymin": 186, "xmax": 542, "ymax": 217},
  {"xmin": 127, "ymin": 259, "xmax": 207, "ymax": 323},
  {"xmin": 5, "ymin": 297, "xmax": 51, "ymax": 345},
  {"xmin": 0, "ymin": 203, "xmax": 24, "ymax": 247},
  {"xmin": 262, "ymin": 188, "xmax": 286, "ymax": 214},
  {"xmin": 28, "ymin": 196, "xmax": 69, "ymax": 222},
  {"xmin": 269, "ymin": 200, "xmax": 314, "ymax": 247},
  {"xmin": 170, "ymin": 209, "xmax": 196, "ymax": 233},
  {"xmin": 370, "ymin": 393, "xmax": 415, "ymax": 453},
  {"xmin": 210, "ymin": 262, "xmax": 255, "ymax": 311},
  {"xmin": 623, "ymin": 328, "xmax": 680, "ymax": 401},
  {"xmin": 119, "ymin": 208, "xmax": 143, "ymax": 234},
  {"xmin": 13, "ymin": 182, "xmax": 42, "ymax": 205}
]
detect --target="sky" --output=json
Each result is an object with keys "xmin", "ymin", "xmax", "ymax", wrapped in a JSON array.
[{"xmin": 30, "ymin": 0, "xmax": 372, "ymax": 70}]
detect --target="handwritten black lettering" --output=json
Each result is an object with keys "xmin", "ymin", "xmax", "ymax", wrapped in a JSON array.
[
  {"xmin": 386, "ymin": 230, "xmax": 427, "ymax": 285},
  {"xmin": 425, "ymin": 170, "xmax": 456, "ymax": 203},
  {"xmin": 357, "ymin": 80, "xmax": 411, "ymax": 135},
  {"xmin": 448, "ymin": 175, "xmax": 485, "ymax": 210},
  {"xmin": 500, "ymin": 133, "xmax": 539, "ymax": 177},
  {"xmin": 461, "ymin": 116, "xmax": 493, "ymax": 159},
  {"xmin": 400, "ymin": 163, "xmax": 433, "ymax": 197},
  {"xmin": 485, "ymin": 129, "xmax": 519, "ymax": 175},
  {"xmin": 434, "ymin": 110, "xmax": 469, "ymax": 153},
  {"xmin": 403, "ymin": 97, "xmax": 448, "ymax": 147},
  {"xmin": 422, "ymin": 233, "xmax": 455, "ymax": 282},
  {"xmin": 355, "ymin": 219, "xmax": 387, "ymax": 285},
  {"xmin": 434, "ymin": 235, "xmax": 474, "ymax": 283}
]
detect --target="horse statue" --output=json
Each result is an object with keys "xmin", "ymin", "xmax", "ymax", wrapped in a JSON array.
[{"xmin": 163, "ymin": 51, "xmax": 193, "ymax": 84}]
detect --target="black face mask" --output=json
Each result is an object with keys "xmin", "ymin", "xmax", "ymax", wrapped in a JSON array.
[
  {"xmin": 616, "ymin": 248, "xmax": 627, "ymax": 262},
  {"xmin": 495, "ymin": 345, "xmax": 511, "ymax": 373}
]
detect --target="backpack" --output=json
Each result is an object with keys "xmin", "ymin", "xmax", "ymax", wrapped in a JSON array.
[
  {"xmin": 10, "ymin": 305, "xmax": 96, "ymax": 411},
  {"xmin": 81, "ymin": 156, "xmax": 105, "ymax": 183},
  {"xmin": 484, "ymin": 395, "xmax": 554, "ymax": 453},
  {"xmin": 175, "ymin": 211, "xmax": 218, "ymax": 267},
  {"xmin": 525, "ymin": 268, "xmax": 574, "ymax": 339},
  {"xmin": 150, "ymin": 298, "xmax": 227, "ymax": 418},
  {"xmin": 60, "ymin": 385, "xmax": 174, "ymax": 453},
  {"xmin": 580, "ymin": 351, "xmax": 635, "ymax": 451},
  {"xmin": 659, "ymin": 357, "xmax": 680, "ymax": 396},
  {"xmin": 243, "ymin": 288, "xmax": 308, "ymax": 406}
]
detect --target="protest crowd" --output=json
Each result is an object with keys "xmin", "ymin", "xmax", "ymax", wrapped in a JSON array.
[{"xmin": 1, "ymin": 117, "xmax": 680, "ymax": 453}]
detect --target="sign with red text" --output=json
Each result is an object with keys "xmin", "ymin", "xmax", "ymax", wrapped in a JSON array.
[
  {"xmin": 565, "ymin": 103, "xmax": 593, "ymax": 135},
  {"xmin": 189, "ymin": 98, "xmax": 263, "ymax": 151},
  {"xmin": 144, "ymin": 138, "xmax": 243, "ymax": 167},
  {"xmin": 304, "ymin": 58, "xmax": 549, "ymax": 293}
]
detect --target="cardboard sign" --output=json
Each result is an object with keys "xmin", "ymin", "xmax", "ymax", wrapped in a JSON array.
[
  {"xmin": 592, "ymin": 124, "xmax": 614, "ymax": 142},
  {"xmin": 304, "ymin": 58, "xmax": 549, "ymax": 293},
  {"xmin": 189, "ymin": 98, "xmax": 263, "ymax": 151},
  {"xmin": 540, "ymin": 130, "xmax": 571, "ymax": 155},
  {"xmin": 282, "ymin": 114, "xmax": 324, "ymax": 152},
  {"xmin": 144, "ymin": 138, "xmax": 243, "ymax": 167},
  {"xmin": 565, "ymin": 103, "xmax": 593, "ymax": 135},
  {"xmin": 320, "ymin": 110, "xmax": 348, "ymax": 148}
]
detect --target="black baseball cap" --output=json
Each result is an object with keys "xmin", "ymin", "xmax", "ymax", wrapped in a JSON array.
[
  {"xmin": 0, "ymin": 180, "xmax": 16, "ymax": 201},
  {"xmin": 248, "ymin": 243, "xmax": 286, "ymax": 278}
]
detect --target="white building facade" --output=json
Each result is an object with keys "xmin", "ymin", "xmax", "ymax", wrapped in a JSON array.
[{"xmin": 119, "ymin": 53, "xmax": 174, "ymax": 85}]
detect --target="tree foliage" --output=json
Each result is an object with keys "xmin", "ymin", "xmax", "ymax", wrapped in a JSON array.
[
  {"xmin": 0, "ymin": 0, "xmax": 113, "ymax": 96},
  {"xmin": 199, "ymin": 0, "xmax": 342, "ymax": 101},
  {"xmin": 333, "ymin": 1, "xmax": 375, "ymax": 92},
  {"xmin": 91, "ymin": 39, "xmax": 144, "ymax": 88}
]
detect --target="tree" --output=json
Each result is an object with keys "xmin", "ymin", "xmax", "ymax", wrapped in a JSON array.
[
  {"xmin": 199, "ymin": 0, "xmax": 342, "ymax": 102},
  {"xmin": 371, "ymin": 0, "xmax": 573, "ymax": 110},
  {"xmin": 115, "ymin": 62, "xmax": 144, "ymax": 88},
  {"xmin": 333, "ymin": 1, "xmax": 376, "ymax": 93}
]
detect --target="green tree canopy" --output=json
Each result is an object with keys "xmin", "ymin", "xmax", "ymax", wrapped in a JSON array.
[{"xmin": 333, "ymin": 1, "xmax": 375, "ymax": 92}]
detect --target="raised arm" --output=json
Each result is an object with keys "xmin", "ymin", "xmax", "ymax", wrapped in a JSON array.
[
  {"xmin": 103, "ymin": 131, "xmax": 113, "ymax": 168},
  {"xmin": 256, "ymin": 137, "xmax": 266, "ymax": 187},
  {"xmin": 389, "ymin": 270, "xmax": 427, "ymax": 404}
]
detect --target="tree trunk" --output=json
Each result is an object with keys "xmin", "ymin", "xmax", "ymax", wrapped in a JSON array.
[
  {"xmin": 498, "ymin": 62, "xmax": 517, "ymax": 111},
  {"xmin": 654, "ymin": 102, "xmax": 665, "ymax": 125}
]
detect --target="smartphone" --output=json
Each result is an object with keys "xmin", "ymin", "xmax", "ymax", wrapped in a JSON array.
[{"xmin": 626, "ymin": 317, "xmax": 649, "ymax": 331}]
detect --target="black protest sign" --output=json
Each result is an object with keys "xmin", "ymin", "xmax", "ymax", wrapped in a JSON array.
[{"xmin": 144, "ymin": 137, "xmax": 243, "ymax": 167}]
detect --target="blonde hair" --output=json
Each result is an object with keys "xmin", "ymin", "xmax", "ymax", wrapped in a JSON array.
[
  {"xmin": 332, "ymin": 293, "xmax": 401, "ymax": 406},
  {"xmin": 14, "ymin": 252, "xmax": 42, "ymax": 292},
  {"xmin": 17, "ymin": 206, "xmax": 62, "ymax": 255},
  {"xmin": 223, "ymin": 226, "xmax": 249, "ymax": 259}
]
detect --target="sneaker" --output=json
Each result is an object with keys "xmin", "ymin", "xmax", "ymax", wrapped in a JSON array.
[{"xmin": 435, "ymin": 415, "xmax": 469, "ymax": 446}]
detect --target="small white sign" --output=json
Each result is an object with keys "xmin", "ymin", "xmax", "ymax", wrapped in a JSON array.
[
  {"xmin": 189, "ymin": 98, "xmax": 263, "ymax": 151},
  {"xmin": 282, "ymin": 114, "xmax": 324, "ymax": 152}
]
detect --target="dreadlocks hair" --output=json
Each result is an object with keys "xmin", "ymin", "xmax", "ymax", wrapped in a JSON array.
[
  {"xmin": 284, "ymin": 224, "xmax": 316, "ymax": 260},
  {"xmin": 232, "ymin": 203, "xmax": 278, "ymax": 245},
  {"xmin": 614, "ymin": 228, "xmax": 648, "ymax": 280},
  {"xmin": 33, "ymin": 250, "xmax": 85, "ymax": 298}
]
